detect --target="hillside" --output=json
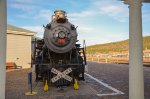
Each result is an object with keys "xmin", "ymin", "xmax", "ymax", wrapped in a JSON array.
[{"xmin": 86, "ymin": 36, "xmax": 150, "ymax": 54}]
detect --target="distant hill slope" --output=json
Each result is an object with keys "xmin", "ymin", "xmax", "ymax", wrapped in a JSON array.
[{"xmin": 86, "ymin": 36, "xmax": 150, "ymax": 54}]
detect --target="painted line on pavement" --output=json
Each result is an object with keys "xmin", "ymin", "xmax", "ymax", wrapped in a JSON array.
[{"xmin": 84, "ymin": 73, "xmax": 124, "ymax": 96}]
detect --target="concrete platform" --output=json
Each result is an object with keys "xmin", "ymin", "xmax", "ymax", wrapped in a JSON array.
[
  {"xmin": 24, "ymin": 74, "xmax": 126, "ymax": 99},
  {"xmin": 33, "ymin": 81, "xmax": 98, "ymax": 99},
  {"xmin": 6, "ymin": 69, "xmax": 127, "ymax": 99}
]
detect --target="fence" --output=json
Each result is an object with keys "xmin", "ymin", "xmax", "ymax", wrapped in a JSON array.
[{"xmin": 87, "ymin": 53, "xmax": 150, "ymax": 65}]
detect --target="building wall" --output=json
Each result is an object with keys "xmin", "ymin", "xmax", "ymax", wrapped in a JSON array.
[{"xmin": 6, "ymin": 34, "xmax": 32, "ymax": 68}]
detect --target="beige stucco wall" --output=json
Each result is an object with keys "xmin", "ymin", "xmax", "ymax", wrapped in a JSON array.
[{"xmin": 6, "ymin": 34, "xmax": 32, "ymax": 68}]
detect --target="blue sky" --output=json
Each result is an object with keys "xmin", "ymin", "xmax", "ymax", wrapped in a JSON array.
[{"xmin": 7, "ymin": 0, "xmax": 150, "ymax": 46}]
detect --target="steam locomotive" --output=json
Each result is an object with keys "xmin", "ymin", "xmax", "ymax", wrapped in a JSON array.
[{"xmin": 33, "ymin": 10, "xmax": 87, "ymax": 87}]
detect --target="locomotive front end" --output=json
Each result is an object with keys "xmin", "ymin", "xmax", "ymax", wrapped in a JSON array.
[
  {"xmin": 34, "ymin": 10, "xmax": 86, "ymax": 88},
  {"xmin": 44, "ymin": 10, "xmax": 77, "ymax": 53}
]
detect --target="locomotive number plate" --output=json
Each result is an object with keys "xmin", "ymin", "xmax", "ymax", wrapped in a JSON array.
[{"xmin": 51, "ymin": 68, "xmax": 72, "ymax": 83}]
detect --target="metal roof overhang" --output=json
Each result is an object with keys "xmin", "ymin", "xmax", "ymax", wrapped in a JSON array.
[{"xmin": 120, "ymin": 0, "xmax": 150, "ymax": 3}]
